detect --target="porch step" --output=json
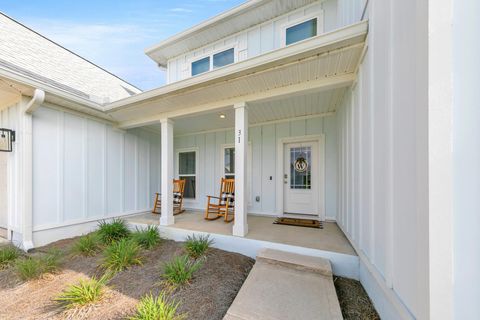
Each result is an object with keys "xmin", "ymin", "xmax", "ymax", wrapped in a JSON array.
[
  {"xmin": 257, "ymin": 248, "xmax": 333, "ymax": 277},
  {"xmin": 224, "ymin": 249, "xmax": 342, "ymax": 320}
]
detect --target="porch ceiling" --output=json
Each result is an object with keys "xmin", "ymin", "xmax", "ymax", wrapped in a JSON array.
[
  {"xmin": 107, "ymin": 21, "xmax": 367, "ymax": 129},
  {"xmin": 146, "ymin": 87, "xmax": 346, "ymax": 135}
]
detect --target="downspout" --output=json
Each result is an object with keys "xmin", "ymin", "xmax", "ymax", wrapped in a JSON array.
[{"xmin": 20, "ymin": 89, "xmax": 44, "ymax": 251}]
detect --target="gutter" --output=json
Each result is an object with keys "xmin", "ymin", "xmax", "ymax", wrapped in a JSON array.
[
  {"xmin": 24, "ymin": 88, "xmax": 45, "ymax": 114},
  {"xmin": 20, "ymin": 91, "xmax": 45, "ymax": 251}
]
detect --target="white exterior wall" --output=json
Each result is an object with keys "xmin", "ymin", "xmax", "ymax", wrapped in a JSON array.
[
  {"xmin": 31, "ymin": 105, "xmax": 160, "ymax": 245},
  {"xmin": 335, "ymin": 0, "xmax": 428, "ymax": 319},
  {"xmin": 166, "ymin": 0, "xmax": 340, "ymax": 84},
  {"xmin": 173, "ymin": 115, "xmax": 337, "ymax": 219},
  {"xmin": 174, "ymin": 116, "xmax": 337, "ymax": 220},
  {"xmin": 0, "ymin": 103, "xmax": 22, "ymax": 236},
  {"xmin": 452, "ymin": 0, "xmax": 480, "ymax": 318}
]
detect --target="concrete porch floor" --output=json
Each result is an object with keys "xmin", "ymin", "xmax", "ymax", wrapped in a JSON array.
[{"xmin": 126, "ymin": 211, "xmax": 356, "ymax": 256}]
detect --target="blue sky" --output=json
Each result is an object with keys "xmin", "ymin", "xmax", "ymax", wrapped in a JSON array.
[{"xmin": 0, "ymin": 0, "xmax": 244, "ymax": 90}]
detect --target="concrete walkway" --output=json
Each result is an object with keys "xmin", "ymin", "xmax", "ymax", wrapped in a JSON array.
[{"xmin": 224, "ymin": 249, "xmax": 343, "ymax": 320}]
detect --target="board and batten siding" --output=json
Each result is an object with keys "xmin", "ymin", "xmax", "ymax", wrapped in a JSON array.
[
  {"xmin": 166, "ymin": 0, "xmax": 339, "ymax": 84},
  {"xmin": 0, "ymin": 103, "xmax": 21, "ymax": 233},
  {"xmin": 174, "ymin": 115, "xmax": 337, "ymax": 220},
  {"xmin": 335, "ymin": 0, "xmax": 428, "ymax": 319},
  {"xmin": 32, "ymin": 106, "xmax": 161, "ymax": 230}
]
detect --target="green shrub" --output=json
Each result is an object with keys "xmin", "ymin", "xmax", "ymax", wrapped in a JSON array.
[
  {"xmin": 130, "ymin": 292, "xmax": 185, "ymax": 320},
  {"xmin": 101, "ymin": 238, "xmax": 142, "ymax": 273},
  {"xmin": 132, "ymin": 226, "xmax": 161, "ymax": 249},
  {"xmin": 0, "ymin": 246, "xmax": 20, "ymax": 269},
  {"xmin": 97, "ymin": 219, "xmax": 130, "ymax": 244},
  {"xmin": 55, "ymin": 275, "xmax": 108, "ymax": 308},
  {"xmin": 15, "ymin": 249, "xmax": 62, "ymax": 280},
  {"xmin": 184, "ymin": 234, "xmax": 213, "ymax": 259},
  {"xmin": 162, "ymin": 255, "xmax": 202, "ymax": 287},
  {"xmin": 72, "ymin": 233, "xmax": 101, "ymax": 257}
]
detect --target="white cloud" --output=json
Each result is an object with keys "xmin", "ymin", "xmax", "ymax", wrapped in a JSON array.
[{"xmin": 169, "ymin": 7, "xmax": 193, "ymax": 13}]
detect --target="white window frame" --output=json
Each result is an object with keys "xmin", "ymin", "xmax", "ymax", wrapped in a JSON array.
[
  {"xmin": 220, "ymin": 143, "xmax": 253, "ymax": 206},
  {"xmin": 189, "ymin": 44, "xmax": 238, "ymax": 76},
  {"xmin": 176, "ymin": 147, "xmax": 199, "ymax": 200},
  {"xmin": 281, "ymin": 12, "xmax": 324, "ymax": 47}
]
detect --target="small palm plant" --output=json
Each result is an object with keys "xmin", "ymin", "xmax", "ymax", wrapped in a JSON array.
[
  {"xmin": 0, "ymin": 246, "xmax": 20, "ymax": 269},
  {"xmin": 130, "ymin": 292, "xmax": 185, "ymax": 320},
  {"xmin": 184, "ymin": 234, "xmax": 214, "ymax": 259},
  {"xmin": 101, "ymin": 238, "xmax": 142, "ymax": 273},
  {"xmin": 55, "ymin": 275, "xmax": 109, "ymax": 309},
  {"xmin": 71, "ymin": 233, "xmax": 101, "ymax": 257},
  {"xmin": 162, "ymin": 255, "xmax": 202, "ymax": 287},
  {"xmin": 97, "ymin": 219, "xmax": 130, "ymax": 244},
  {"xmin": 131, "ymin": 226, "xmax": 161, "ymax": 249}
]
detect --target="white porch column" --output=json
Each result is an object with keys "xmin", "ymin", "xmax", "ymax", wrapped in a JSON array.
[
  {"xmin": 160, "ymin": 118, "xmax": 174, "ymax": 226},
  {"xmin": 233, "ymin": 102, "xmax": 248, "ymax": 237}
]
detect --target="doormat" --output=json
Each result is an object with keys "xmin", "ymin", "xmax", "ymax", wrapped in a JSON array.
[{"xmin": 274, "ymin": 217, "xmax": 323, "ymax": 229}]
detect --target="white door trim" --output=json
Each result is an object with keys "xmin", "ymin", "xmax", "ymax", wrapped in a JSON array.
[{"xmin": 276, "ymin": 134, "xmax": 325, "ymax": 221}]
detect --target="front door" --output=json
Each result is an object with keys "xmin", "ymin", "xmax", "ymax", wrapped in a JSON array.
[{"xmin": 283, "ymin": 141, "xmax": 318, "ymax": 216}]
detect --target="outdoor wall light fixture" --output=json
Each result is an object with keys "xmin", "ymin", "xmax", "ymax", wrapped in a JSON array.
[
  {"xmin": 0, "ymin": 128, "xmax": 15, "ymax": 152},
  {"xmin": 219, "ymin": 113, "xmax": 226, "ymax": 119}
]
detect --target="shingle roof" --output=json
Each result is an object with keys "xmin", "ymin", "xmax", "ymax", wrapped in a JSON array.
[{"xmin": 0, "ymin": 12, "xmax": 142, "ymax": 104}]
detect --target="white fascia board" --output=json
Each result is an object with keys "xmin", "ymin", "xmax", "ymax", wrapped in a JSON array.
[{"xmin": 107, "ymin": 21, "xmax": 368, "ymax": 113}]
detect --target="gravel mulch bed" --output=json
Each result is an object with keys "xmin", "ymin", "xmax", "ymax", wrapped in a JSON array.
[
  {"xmin": 0, "ymin": 237, "xmax": 254, "ymax": 320},
  {"xmin": 334, "ymin": 276, "xmax": 380, "ymax": 320}
]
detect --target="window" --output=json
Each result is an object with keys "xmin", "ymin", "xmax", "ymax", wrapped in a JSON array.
[
  {"xmin": 191, "ymin": 47, "xmax": 235, "ymax": 76},
  {"xmin": 213, "ymin": 48, "xmax": 234, "ymax": 69},
  {"xmin": 178, "ymin": 151, "xmax": 196, "ymax": 198},
  {"xmin": 224, "ymin": 147, "xmax": 235, "ymax": 179},
  {"xmin": 285, "ymin": 18, "xmax": 318, "ymax": 46},
  {"xmin": 191, "ymin": 57, "xmax": 210, "ymax": 76}
]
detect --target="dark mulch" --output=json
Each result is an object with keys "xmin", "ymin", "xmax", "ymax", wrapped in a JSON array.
[
  {"xmin": 334, "ymin": 276, "xmax": 380, "ymax": 320},
  {"xmin": 0, "ymin": 236, "xmax": 254, "ymax": 320}
]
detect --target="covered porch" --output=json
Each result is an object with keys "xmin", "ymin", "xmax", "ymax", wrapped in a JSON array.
[{"xmin": 105, "ymin": 22, "xmax": 367, "ymax": 277}]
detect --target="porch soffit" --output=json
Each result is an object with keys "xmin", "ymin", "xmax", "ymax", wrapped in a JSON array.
[{"xmin": 107, "ymin": 21, "xmax": 368, "ymax": 128}]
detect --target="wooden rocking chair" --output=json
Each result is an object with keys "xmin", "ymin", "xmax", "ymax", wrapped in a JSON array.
[
  {"xmin": 204, "ymin": 178, "xmax": 235, "ymax": 222},
  {"xmin": 152, "ymin": 179, "xmax": 186, "ymax": 215}
]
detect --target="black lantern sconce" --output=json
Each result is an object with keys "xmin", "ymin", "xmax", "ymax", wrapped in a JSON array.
[{"xmin": 0, "ymin": 128, "xmax": 15, "ymax": 152}]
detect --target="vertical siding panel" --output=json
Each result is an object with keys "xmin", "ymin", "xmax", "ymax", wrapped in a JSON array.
[
  {"xmin": 196, "ymin": 134, "xmax": 206, "ymax": 204},
  {"xmin": 215, "ymin": 131, "xmax": 226, "ymax": 195},
  {"xmin": 290, "ymin": 119, "xmax": 306, "ymax": 137},
  {"xmin": 63, "ymin": 113, "xmax": 84, "ymax": 221},
  {"xmin": 86, "ymin": 119, "xmax": 105, "ymax": 218},
  {"xmin": 123, "ymin": 133, "xmax": 136, "ymax": 212},
  {"xmin": 324, "ymin": 115, "xmax": 337, "ymax": 220},
  {"xmin": 204, "ymin": 133, "xmax": 216, "ymax": 198},
  {"xmin": 261, "ymin": 124, "xmax": 276, "ymax": 213},
  {"xmin": 306, "ymin": 116, "xmax": 324, "ymax": 135},
  {"xmin": 250, "ymin": 126, "xmax": 262, "ymax": 212},
  {"xmin": 247, "ymin": 28, "xmax": 261, "ymax": 58}
]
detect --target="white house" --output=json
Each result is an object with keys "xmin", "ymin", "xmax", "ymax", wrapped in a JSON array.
[{"xmin": 0, "ymin": 0, "xmax": 479, "ymax": 319}]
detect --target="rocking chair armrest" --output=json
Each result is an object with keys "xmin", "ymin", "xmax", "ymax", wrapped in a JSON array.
[
  {"xmin": 155, "ymin": 192, "xmax": 161, "ymax": 196},
  {"xmin": 207, "ymin": 195, "xmax": 221, "ymax": 199}
]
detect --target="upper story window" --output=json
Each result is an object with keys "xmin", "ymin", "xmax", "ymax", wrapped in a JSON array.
[
  {"xmin": 191, "ymin": 47, "xmax": 235, "ymax": 76},
  {"xmin": 191, "ymin": 57, "xmax": 210, "ymax": 77},
  {"xmin": 285, "ymin": 17, "xmax": 319, "ymax": 46}
]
